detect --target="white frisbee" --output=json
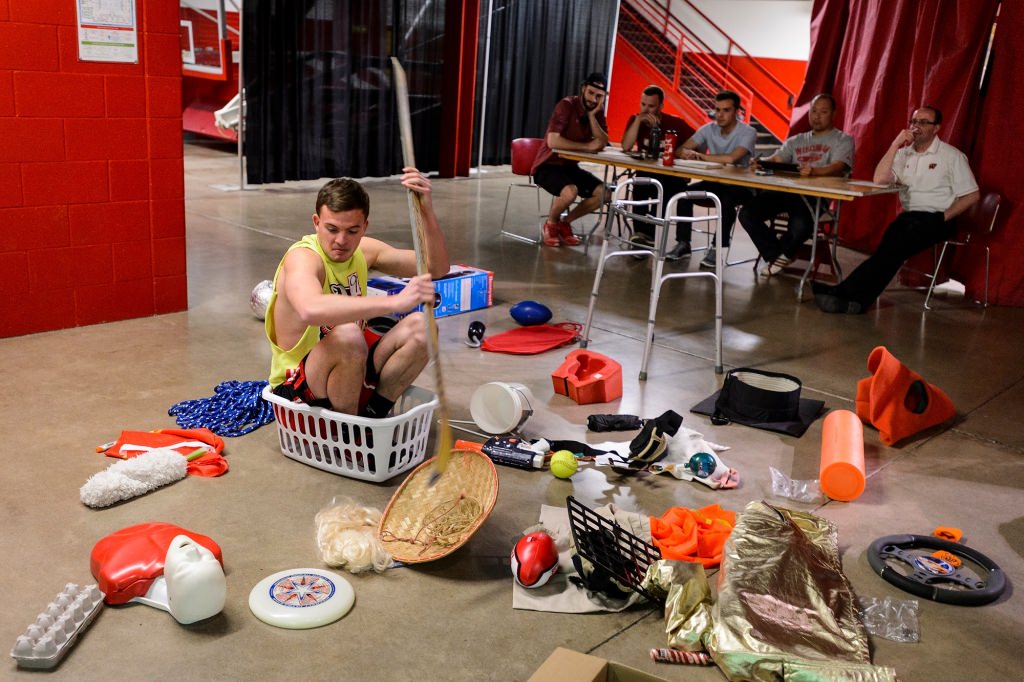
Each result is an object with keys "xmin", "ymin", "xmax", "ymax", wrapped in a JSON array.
[{"xmin": 248, "ymin": 568, "xmax": 354, "ymax": 629}]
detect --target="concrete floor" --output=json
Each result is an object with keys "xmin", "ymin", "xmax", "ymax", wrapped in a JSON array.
[{"xmin": 3, "ymin": 140, "xmax": 1022, "ymax": 681}]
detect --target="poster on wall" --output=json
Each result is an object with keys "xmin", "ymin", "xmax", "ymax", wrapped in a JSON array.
[{"xmin": 76, "ymin": 0, "xmax": 139, "ymax": 63}]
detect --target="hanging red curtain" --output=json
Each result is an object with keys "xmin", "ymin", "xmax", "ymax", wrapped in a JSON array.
[
  {"xmin": 968, "ymin": 1, "xmax": 1023, "ymax": 305},
  {"xmin": 792, "ymin": 0, "xmax": 1021, "ymax": 305}
]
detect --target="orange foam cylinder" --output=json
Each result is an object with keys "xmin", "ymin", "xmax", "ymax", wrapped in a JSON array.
[{"xmin": 820, "ymin": 409, "xmax": 866, "ymax": 501}]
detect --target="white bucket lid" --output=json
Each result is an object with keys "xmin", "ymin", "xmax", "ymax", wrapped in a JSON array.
[{"xmin": 469, "ymin": 382, "xmax": 534, "ymax": 434}]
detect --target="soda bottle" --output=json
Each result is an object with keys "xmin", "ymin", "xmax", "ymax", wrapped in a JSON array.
[{"xmin": 662, "ymin": 132, "xmax": 677, "ymax": 166}]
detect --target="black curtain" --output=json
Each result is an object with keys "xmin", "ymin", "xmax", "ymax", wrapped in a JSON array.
[
  {"xmin": 473, "ymin": 0, "xmax": 619, "ymax": 166},
  {"xmin": 243, "ymin": 0, "xmax": 446, "ymax": 184}
]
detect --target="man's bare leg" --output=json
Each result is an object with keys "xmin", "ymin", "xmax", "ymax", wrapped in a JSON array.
[
  {"xmin": 302, "ymin": 314, "xmax": 428, "ymax": 416},
  {"xmin": 563, "ymin": 186, "xmax": 604, "ymax": 224},
  {"xmin": 304, "ymin": 323, "xmax": 368, "ymax": 414},
  {"xmin": 369, "ymin": 312, "xmax": 429, "ymax": 403},
  {"xmin": 547, "ymin": 184, "xmax": 579, "ymax": 223}
]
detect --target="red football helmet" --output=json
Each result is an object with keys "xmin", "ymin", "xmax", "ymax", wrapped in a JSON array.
[{"xmin": 510, "ymin": 531, "xmax": 559, "ymax": 588}]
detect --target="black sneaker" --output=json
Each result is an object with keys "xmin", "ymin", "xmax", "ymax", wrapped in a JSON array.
[
  {"xmin": 629, "ymin": 233, "xmax": 655, "ymax": 259},
  {"xmin": 666, "ymin": 242, "xmax": 691, "ymax": 261},
  {"xmin": 699, "ymin": 247, "xmax": 717, "ymax": 269},
  {"xmin": 630, "ymin": 233, "xmax": 655, "ymax": 248}
]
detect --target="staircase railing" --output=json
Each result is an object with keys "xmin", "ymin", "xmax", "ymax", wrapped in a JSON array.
[
  {"xmin": 615, "ymin": 33, "xmax": 706, "ymax": 130},
  {"xmin": 623, "ymin": 0, "xmax": 796, "ymax": 140}
]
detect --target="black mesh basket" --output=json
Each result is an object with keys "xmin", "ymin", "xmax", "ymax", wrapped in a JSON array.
[{"xmin": 566, "ymin": 495, "xmax": 662, "ymax": 602}]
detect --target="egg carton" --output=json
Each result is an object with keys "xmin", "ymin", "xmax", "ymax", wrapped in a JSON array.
[{"xmin": 10, "ymin": 583, "xmax": 103, "ymax": 669}]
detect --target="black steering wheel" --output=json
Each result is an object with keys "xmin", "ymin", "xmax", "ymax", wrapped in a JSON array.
[{"xmin": 867, "ymin": 534, "xmax": 1007, "ymax": 606}]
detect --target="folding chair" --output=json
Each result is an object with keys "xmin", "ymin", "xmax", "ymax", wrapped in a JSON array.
[
  {"xmin": 690, "ymin": 202, "xmax": 755, "ymax": 267},
  {"xmin": 499, "ymin": 137, "xmax": 546, "ymax": 244},
  {"xmin": 754, "ymin": 203, "xmax": 842, "ymax": 282},
  {"xmin": 924, "ymin": 190, "xmax": 1002, "ymax": 310}
]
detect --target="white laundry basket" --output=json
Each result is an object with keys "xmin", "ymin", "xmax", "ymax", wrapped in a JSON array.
[{"xmin": 262, "ymin": 385, "xmax": 438, "ymax": 483}]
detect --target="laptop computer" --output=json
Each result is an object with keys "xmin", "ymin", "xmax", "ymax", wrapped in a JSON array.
[{"xmin": 757, "ymin": 160, "xmax": 801, "ymax": 174}]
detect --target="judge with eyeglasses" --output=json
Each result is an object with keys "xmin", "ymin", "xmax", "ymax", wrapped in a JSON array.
[{"xmin": 813, "ymin": 105, "xmax": 979, "ymax": 314}]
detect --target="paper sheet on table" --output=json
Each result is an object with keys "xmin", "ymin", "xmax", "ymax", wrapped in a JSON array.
[
  {"xmin": 674, "ymin": 159, "xmax": 724, "ymax": 169},
  {"xmin": 847, "ymin": 180, "xmax": 894, "ymax": 189}
]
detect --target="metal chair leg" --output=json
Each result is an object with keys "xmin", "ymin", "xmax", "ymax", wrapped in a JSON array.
[
  {"xmin": 500, "ymin": 183, "xmax": 543, "ymax": 245},
  {"xmin": 499, "ymin": 184, "xmax": 514, "ymax": 233},
  {"xmin": 923, "ymin": 241, "xmax": 952, "ymax": 310},
  {"xmin": 982, "ymin": 245, "xmax": 990, "ymax": 307}
]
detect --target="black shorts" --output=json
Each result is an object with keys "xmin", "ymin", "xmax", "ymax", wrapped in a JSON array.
[
  {"xmin": 272, "ymin": 353, "xmax": 332, "ymax": 408},
  {"xmin": 533, "ymin": 163, "xmax": 602, "ymax": 200}
]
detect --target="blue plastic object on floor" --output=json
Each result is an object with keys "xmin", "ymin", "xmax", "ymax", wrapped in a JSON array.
[
  {"xmin": 510, "ymin": 300, "xmax": 552, "ymax": 326},
  {"xmin": 168, "ymin": 380, "xmax": 274, "ymax": 437}
]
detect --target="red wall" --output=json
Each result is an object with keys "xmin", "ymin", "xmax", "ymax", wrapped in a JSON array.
[
  {"xmin": 733, "ymin": 56, "xmax": 806, "ymax": 97},
  {"xmin": 729, "ymin": 55, "xmax": 806, "ymax": 133},
  {"xmin": 608, "ymin": 52, "xmax": 655, "ymax": 142},
  {"xmin": 0, "ymin": 0, "xmax": 187, "ymax": 338},
  {"xmin": 610, "ymin": 45, "xmax": 806, "ymax": 144},
  {"xmin": 608, "ymin": 45, "xmax": 709, "ymax": 143}
]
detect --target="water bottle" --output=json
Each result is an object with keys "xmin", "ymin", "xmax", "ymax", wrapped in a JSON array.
[{"xmin": 648, "ymin": 124, "xmax": 662, "ymax": 160}]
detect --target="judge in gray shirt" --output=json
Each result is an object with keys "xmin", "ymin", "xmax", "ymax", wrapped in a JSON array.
[
  {"xmin": 669, "ymin": 90, "xmax": 758, "ymax": 268},
  {"xmin": 739, "ymin": 94, "xmax": 855, "ymax": 276}
]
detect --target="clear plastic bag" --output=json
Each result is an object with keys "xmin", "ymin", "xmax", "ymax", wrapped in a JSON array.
[
  {"xmin": 858, "ymin": 596, "xmax": 920, "ymax": 643},
  {"xmin": 769, "ymin": 466, "xmax": 824, "ymax": 503}
]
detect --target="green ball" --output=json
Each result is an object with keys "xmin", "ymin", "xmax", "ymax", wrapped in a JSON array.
[{"xmin": 550, "ymin": 450, "xmax": 579, "ymax": 479}]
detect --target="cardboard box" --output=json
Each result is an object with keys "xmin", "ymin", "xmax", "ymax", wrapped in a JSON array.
[
  {"xmin": 528, "ymin": 647, "xmax": 669, "ymax": 682},
  {"xmin": 368, "ymin": 264, "xmax": 493, "ymax": 319}
]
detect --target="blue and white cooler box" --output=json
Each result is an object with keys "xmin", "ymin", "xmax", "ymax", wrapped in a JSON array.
[{"xmin": 368, "ymin": 264, "xmax": 493, "ymax": 319}]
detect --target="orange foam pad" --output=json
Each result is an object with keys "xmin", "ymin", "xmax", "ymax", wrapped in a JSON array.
[
  {"xmin": 649, "ymin": 504, "xmax": 736, "ymax": 568},
  {"xmin": 855, "ymin": 346, "xmax": 955, "ymax": 446},
  {"xmin": 819, "ymin": 409, "xmax": 866, "ymax": 501},
  {"xmin": 933, "ymin": 526, "xmax": 963, "ymax": 542},
  {"xmin": 550, "ymin": 349, "xmax": 623, "ymax": 405}
]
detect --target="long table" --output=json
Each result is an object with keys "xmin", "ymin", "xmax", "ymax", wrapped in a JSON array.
[
  {"xmin": 557, "ymin": 148, "xmax": 900, "ymax": 298},
  {"xmin": 557, "ymin": 148, "xmax": 899, "ymax": 377}
]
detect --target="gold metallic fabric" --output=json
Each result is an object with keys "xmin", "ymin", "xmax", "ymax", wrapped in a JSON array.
[
  {"xmin": 642, "ymin": 560, "xmax": 714, "ymax": 652},
  {"xmin": 705, "ymin": 501, "xmax": 897, "ymax": 681}
]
